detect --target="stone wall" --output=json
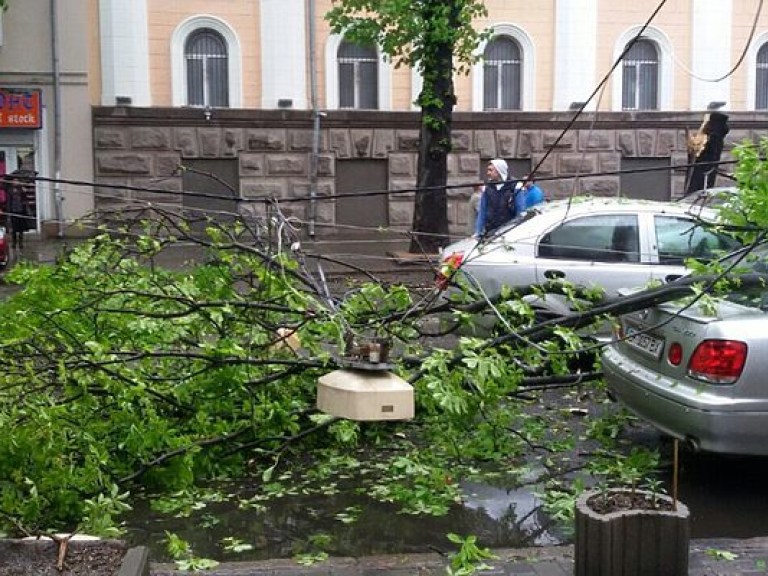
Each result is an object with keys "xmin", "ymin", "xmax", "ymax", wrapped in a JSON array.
[{"xmin": 92, "ymin": 107, "xmax": 767, "ymax": 238}]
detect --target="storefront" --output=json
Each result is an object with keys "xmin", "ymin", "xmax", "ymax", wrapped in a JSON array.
[{"xmin": 0, "ymin": 87, "xmax": 41, "ymax": 230}]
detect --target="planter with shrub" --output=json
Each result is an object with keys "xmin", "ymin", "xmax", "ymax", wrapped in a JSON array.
[{"xmin": 574, "ymin": 487, "xmax": 689, "ymax": 576}]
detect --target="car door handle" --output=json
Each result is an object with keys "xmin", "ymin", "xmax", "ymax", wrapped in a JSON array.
[
  {"xmin": 544, "ymin": 270, "xmax": 565, "ymax": 280},
  {"xmin": 665, "ymin": 274, "xmax": 682, "ymax": 283}
]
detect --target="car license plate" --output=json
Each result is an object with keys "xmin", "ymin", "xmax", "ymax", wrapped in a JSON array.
[{"xmin": 625, "ymin": 324, "xmax": 664, "ymax": 359}]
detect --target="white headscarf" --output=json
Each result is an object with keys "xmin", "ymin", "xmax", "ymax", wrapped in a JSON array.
[{"xmin": 489, "ymin": 158, "xmax": 509, "ymax": 182}]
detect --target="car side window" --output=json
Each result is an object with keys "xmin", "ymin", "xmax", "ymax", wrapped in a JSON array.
[
  {"xmin": 654, "ymin": 216, "xmax": 741, "ymax": 264},
  {"xmin": 538, "ymin": 214, "xmax": 640, "ymax": 262}
]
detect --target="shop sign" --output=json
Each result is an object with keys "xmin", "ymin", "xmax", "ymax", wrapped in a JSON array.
[{"xmin": 0, "ymin": 88, "xmax": 42, "ymax": 129}]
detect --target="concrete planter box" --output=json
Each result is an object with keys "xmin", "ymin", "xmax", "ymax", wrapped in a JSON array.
[{"xmin": 575, "ymin": 489, "xmax": 690, "ymax": 576}]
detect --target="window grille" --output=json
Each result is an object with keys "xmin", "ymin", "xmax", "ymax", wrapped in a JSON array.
[
  {"xmin": 185, "ymin": 28, "xmax": 229, "ymax": 108},
  {"xmin": 338, "ymin": 40, "xmax": 378, "ymax": 109},
  {"xmin": 483, "ymin": 36, "xmax": 522, "ymax": 111},
  {"xmin": 622, "ymin": 39, "xmax": 659, "ymax": 110},
  {"xmin": 757, "ymin": 43, "xmax": 768, "ymax": 110}
]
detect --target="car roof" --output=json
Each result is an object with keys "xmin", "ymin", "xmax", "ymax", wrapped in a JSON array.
[
  {"xmin": 510, "ymin": 195, "xmax": 719, "ymax": 227},
  {"xmin": 536, "ymin": 195, "xmax": 712, "ymax": 214}
]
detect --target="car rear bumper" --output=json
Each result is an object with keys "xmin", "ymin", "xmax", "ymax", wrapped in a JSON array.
[{"xmin": 602, "ymin": 346, "xmax": 768, "ymax": 456}]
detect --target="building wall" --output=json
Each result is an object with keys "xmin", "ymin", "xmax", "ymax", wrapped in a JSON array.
[
  {"xmin": 98, "ymin": 1, "xmax": 768, "ymax": 114},
  {"xmin": 92, "ymin": 107, "xmax": 767, "ymax": 241},
  {"xmin": 146, "ymin": 0, "xmax": 261, "ymax": 108},
  {"xmin": 71, "ymin": 1, "xmax": 768, "ymax": 236},
  {"xmin": 0, "ymin": 0, "xmax": 93, "ymax": 232}
]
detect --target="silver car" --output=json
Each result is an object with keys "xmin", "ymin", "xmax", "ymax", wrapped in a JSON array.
[
  {"xmin": 438, "ymin": 197, "xmax": 740, "ymax": 299},
  {"xmin": 603, "ymin": 243, "xmax": 768, "ymax": 455}
]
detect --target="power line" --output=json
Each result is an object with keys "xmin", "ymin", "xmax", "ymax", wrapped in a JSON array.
[
  {"xmin": 669, "ymin": 0, "xmax": 764, "ymax": 83},
  {"xmin": 527, "ymin": 0, "xmax": 669, "ymax": 183},
  {"xmin": 6, "ymin": 157, "xmax": 738, "ymax": 209}
]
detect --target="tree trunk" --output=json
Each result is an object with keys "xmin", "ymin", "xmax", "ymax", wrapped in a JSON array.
[{"xmin": 408, "ymin": 8, "xmax": 457, "ymax": 254}]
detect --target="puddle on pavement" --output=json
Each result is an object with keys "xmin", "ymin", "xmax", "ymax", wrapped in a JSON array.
[
  {"xmin": 124, "ymin": 425, "xmax": 768, "ymax": 563},
  {"xmin": 123, "ymin": 475, "xmax": 571, "ymax": 563},
  {"xmin": 618, "ymin": 423, "xmax": 768, "ymax": 542}
]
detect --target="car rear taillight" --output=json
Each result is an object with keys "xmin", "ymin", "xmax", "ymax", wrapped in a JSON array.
[
  {"xmin": 687, "ymin": 339, "xmax": 747, "ymax": 384},
  {"xmin": 436, "ymin": 252, "xmax": 464, "ymax": 289}
]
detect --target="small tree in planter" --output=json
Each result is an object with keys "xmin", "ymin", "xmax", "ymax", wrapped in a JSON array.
[{"xmin": 574, "ymin": 446, "xmax": 690, "ymax": 576}]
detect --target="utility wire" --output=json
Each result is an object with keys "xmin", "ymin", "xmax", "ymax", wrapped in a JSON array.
[
  {"xmin": 526, "ymin": 0, "xmax": 669, "ymax": 183},
  {"xmin": 668, "ymin": 0, "xmax": 763, "ymax": 83},
  {"xmin": 2, "ymin": 157, "xmax": 738, "ymax": 210}
]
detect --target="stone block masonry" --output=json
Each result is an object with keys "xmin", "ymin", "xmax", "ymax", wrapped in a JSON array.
[{"xmin": 93, "ymin": 108, "xmax": 759, "ymax": 240}]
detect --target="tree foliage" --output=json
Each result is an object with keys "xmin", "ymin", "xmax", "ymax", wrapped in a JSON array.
[
  {"xmin": 2, "ymin": 140, "xmax": 767, "ymax": 540},
  {"xmin": 326, "ymin": 0, "xmax": 491, "ymax": 254},
  {"xmin": 0, "ymin": 198, "xmax": 618, "ymax": 537}
]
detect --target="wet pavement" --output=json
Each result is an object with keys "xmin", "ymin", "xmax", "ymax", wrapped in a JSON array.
[
  {"xmin": 149, "ymin": 538, "xmax": 768, "ymax": 575},
  {"xmin": 12, "ymin": 234, "xmax": 768, "ymax": 575}
]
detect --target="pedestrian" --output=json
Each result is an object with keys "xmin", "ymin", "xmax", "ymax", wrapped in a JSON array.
[
  {"xmin": 7, "ymin": 170, "xmax": 32, "ymax": 251},
  {"xmin": 467, "ymin": 187, "xmax": 482, "ymax": 236},
  {"xmin": 0, "ymin": 178, "xmax": 7, "ymax": 225},
  {"xmin": 513, "ymin": 176, "xmax": 545, "ymax": 213},
  {"xmin": 473, "ymin": 158, "xmax": 516, "ymax": 238}
]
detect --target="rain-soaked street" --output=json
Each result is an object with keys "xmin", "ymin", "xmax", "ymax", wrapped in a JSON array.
[
  {"xmin": 9, "ymin": 235, "xmax": 768, "ymax": 563},
  {"xmin": 117, "ymin": 413, "xmax": 768, "ymax": 564}
]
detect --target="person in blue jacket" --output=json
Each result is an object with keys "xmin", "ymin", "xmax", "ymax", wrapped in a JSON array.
[
  {"xmin": 513, "ymin": 176, "xmax": 545, "ymax": 214},
  {"xmin": 473, "ymin": 158, "xmax": 516, "ymax": 238}
]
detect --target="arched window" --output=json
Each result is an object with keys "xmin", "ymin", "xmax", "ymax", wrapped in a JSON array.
[
  {"xmin": 622, "ymin": 39, "xmax": 659, "ymax": 110},
  {"xmin": 756, "ymin": 43, "xmax": 768, "ymax": 110},
  {"xmin": 185, "ymin": 28, "xmax": 229, "ymax": 108},
  {"xmin": 337, "ymin": 40, "xmax": 379, "ymax": 109},
  {"xmin": 483, "ymin": 36, "xmax": 522, "ymax": 110}
]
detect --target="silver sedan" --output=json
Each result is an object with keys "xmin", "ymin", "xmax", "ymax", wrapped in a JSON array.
[
  {"xmin": 603, "ymin": 243, "xmax": 768, "ymax": 455},
  {"xmin": 438, "ymin": 197, "xmax": 740, "ymax": 298}
]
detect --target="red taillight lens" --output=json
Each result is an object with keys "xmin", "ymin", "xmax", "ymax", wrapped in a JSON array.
[
  {"xmin": 668, "ymin": 342, "xmax": 683, "ymax": 366},
  {"xmin": 687, "ymin": 339, "xmax": 747, "ymax": 384},
  {"xmin": 436, "ymin": 252, "xmax": 464, "ymax": 289}
]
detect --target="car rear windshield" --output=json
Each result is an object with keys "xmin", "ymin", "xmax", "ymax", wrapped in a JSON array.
[{"xmin": 721, "ymin": 243, "xmax": 768, "ymax": 309}]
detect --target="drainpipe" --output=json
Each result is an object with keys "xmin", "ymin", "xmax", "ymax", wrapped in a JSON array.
[
  {"xmin": 307, "ymin": 0, "xmax": 319, "ymax": 238},
  {"xmin": 50, "ymin": 0, "xmax": 64, "ymax": 237}
]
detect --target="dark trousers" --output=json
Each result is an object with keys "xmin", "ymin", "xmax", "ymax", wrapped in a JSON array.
[{"xmin": 10, "ymin": 216, "xmax": 25, "ymax": 248}]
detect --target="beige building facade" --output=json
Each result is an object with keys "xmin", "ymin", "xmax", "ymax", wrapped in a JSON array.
[
  {"xmin": 97, "ymin": 1, "xmax": 768, "ymax": 114},
  {"xmin": 27, "ymin": 1, "xmax": 768, "ymax": 239}
]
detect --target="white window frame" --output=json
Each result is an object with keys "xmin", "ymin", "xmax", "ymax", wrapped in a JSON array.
[
  {"xmin": 325, "ymin": 34, "xmax": 392, "ymax": 110},
  {"xmin": 621, "ymin": 39, "xmax": 660, "ymax": 111},
  {"xmin": 171, "ymin": 15, "xmax": 242, "ymax": 108},
  {"xmin": 472, "ymin": 24, "xmax": 536, "ymax": 112},
  {"xmin": 612, "ymin": 26, "xmax": 672, "ymax": 111},
  {"xmin": 747, "ymin": 32, "xmax": 768, "ymax": 110},
  {"xmin": 482, "ymin": 36, "xmax": 523, "ymax": 111}
]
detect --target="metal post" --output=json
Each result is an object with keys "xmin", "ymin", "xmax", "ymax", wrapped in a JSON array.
[
  {"xmin": 50, "ymin": 0, "xmax": 64, "ymax": 238},
  {"xmin": 307, "ymin": 0, "xmax": 319, "ymax": 238}
]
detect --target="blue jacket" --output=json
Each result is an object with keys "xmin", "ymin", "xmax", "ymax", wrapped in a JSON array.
[
  {"xmin": 514, "ymin": 183, "xmax": 545, "ymax": 213},
  {"xmin": 474, "ymin": 181, "xmax": 515, "ymax": 236}
]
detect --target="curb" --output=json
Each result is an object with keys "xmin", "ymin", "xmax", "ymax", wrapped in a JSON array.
[
  {"xmin": 150, "ymin": 546, "xmax": 575, "ymax": 576},
  {"xmin": 120, "ymin": 546, "xmax": 151, "ymax": 576}
]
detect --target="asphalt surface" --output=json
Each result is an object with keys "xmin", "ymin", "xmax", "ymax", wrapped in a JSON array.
[{"xmin": 12, "ymin": 234, "xmax": 768, "ymax": 575}]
